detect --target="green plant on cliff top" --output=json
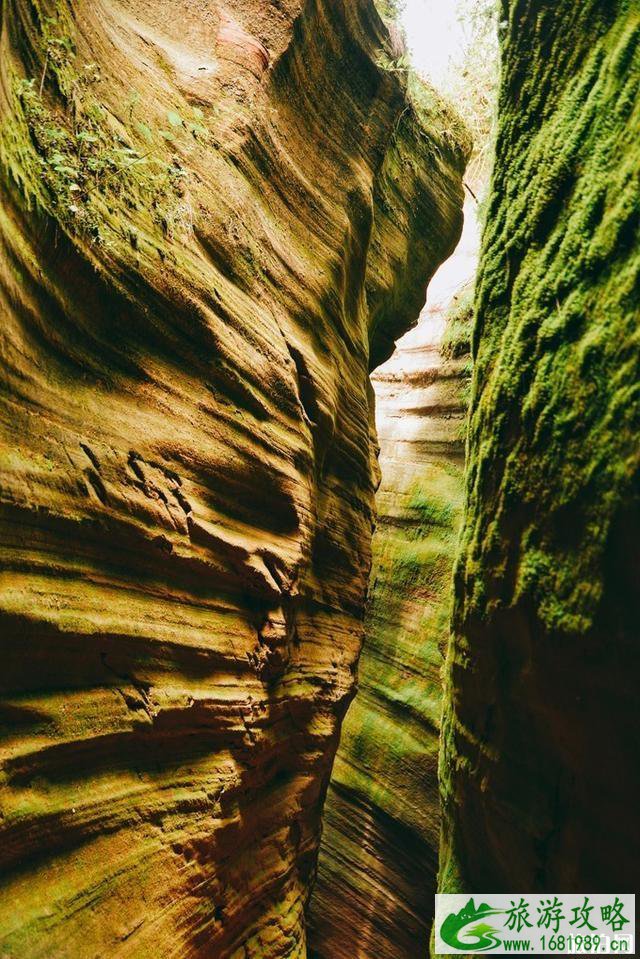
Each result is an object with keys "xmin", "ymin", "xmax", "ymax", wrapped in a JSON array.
[
  {"xmin": 407, "ymin": 72, "xmax": 472, "ymax": 159},
  {"xmin": 451, "ymin": 0, "xmax": 500, "ymax": 189},
  {"xmin": 375, "ymin": 0, "xmax": 407, "ymax": 20}
]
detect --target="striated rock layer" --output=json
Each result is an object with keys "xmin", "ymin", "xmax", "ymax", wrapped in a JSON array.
[
  {"xmin": 308, "ymin": 209, "xmax": 476, "ymax": 959},
  {"xmin": 440, "ymin": 0, "xmax": 640, "ymax": 895},
  {"xmin": 0, "ymin": 0, "xmax": 467, "ymax": 956}
]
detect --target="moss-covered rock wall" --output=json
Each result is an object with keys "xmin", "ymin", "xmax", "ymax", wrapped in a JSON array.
[
  {"xmin": 440, "ymin": 0, "xmax": 640, "ymax": 894},
  {"xmin": 0, "ymin": 0, "xmax": 467, "ymax": 956}
]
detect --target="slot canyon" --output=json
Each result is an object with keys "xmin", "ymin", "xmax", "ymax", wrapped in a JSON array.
[{"xmin": 0, "ymin": 0, "xmax": 638, "ymax": 957}]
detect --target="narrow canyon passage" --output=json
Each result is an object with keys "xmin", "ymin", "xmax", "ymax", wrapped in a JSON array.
[{"xmin": 309, "ymin": 204, "xmax": 479, "ymax": 959}]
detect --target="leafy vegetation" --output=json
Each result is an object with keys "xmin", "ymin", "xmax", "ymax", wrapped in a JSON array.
[
  {"xmin": 378, "ymin": 0, "xmax": 499, "ymax": 197},
  {"xmin": 448, "ymin": 0, "xmax": 500, "ymax": 191},
  {"xmin": 375, "ymin": 0, "xmax": 407, "ymax": 19},
  {"xmin": 10, "ymin": 78, "xmax": 191, "ymax": 243},
  {"xmin": 0, "ymin": 3, "xmax": 206, "ymax": 247},
  {"xmin": 376, "ymin": 51, "xmax": 472, "ymax": 162}
]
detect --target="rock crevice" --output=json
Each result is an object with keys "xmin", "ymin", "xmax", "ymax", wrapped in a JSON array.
[{"xmin": 309, "ymin": 212, "xmax": 477, "ymax": 958}]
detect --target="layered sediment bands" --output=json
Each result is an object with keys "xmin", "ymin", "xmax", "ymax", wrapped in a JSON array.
[
  {"xmin": 440, "ymin": 0, "xmax": 640, "ymax": 894},
  {"xmin": 0, "ymin": 0, "xmax": 467, "ymax": 955},
  {"xmin": 308, "ymin": 281, "xmax": 471, "ymax": 958}
]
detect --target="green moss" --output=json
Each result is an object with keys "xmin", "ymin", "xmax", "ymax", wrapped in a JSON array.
[
  {"xmin": 408, "ymin": 486, "xmax": 456, "ymax": 529},
  {"xmin": 441, "ymin": 284, "xmax": 475, "ymax": 360},
  {"xmin": 3, "ymin": 76, "xmax": 192, "ymax": 246},
  {"xmin": 0, "ymin": 4, "xmax": 205, "ymax": 251},
  {"xmin": 440, "ymin": 0, "xmax": 640, "ymax": 896},
  {"xmin": 388, "ymin": 539, "xmax": 450, "ymax": 589},
  {"xmin": 374, "ymin": 0, "xmax": 406, "ymax": 19},
  {"xmin": 407, "ymin": 72, "xmax": 473, "ymax": 163},
  {"xmin": 459, "ymin": 1, "xmax": 640, "ymax": 636}
]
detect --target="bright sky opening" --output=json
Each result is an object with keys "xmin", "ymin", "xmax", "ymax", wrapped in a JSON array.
[{"xmin": 401, "ymin": 0, "xmax": 470, "ymax": 86}]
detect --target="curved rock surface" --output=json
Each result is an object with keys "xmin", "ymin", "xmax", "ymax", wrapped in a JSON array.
[
  {"xmin": 0, "ymin": 0, "xmax": 467, "ymax": 956},
  {"xmin": 440, "ymin": 0, "xmax": 640, "ymax": 896},
  {"xmin": 308, "ymin": 207, "xmax": 476, "ymax": 959}
]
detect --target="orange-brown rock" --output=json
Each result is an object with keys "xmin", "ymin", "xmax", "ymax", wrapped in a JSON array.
[{"xmin": 0, "ymin": 0, "xmax": 467, "ymax": 956}]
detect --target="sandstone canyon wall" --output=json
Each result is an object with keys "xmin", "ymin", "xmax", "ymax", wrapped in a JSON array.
[
  {"xmin": 0, "ymin": 0, "xmax": 467, "ymax": 956},
  {"xmin": 309, "ymin": 216, "xmax": 476, "ymax": 959},
  {"xmin": 440, "ymin": 0, "xmax": 640, "ymax": 895}
]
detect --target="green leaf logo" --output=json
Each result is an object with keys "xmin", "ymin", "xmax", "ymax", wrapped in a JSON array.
[{"xmin": 440, "ymin": 899, "xmax": 504, "ymax": 951}]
